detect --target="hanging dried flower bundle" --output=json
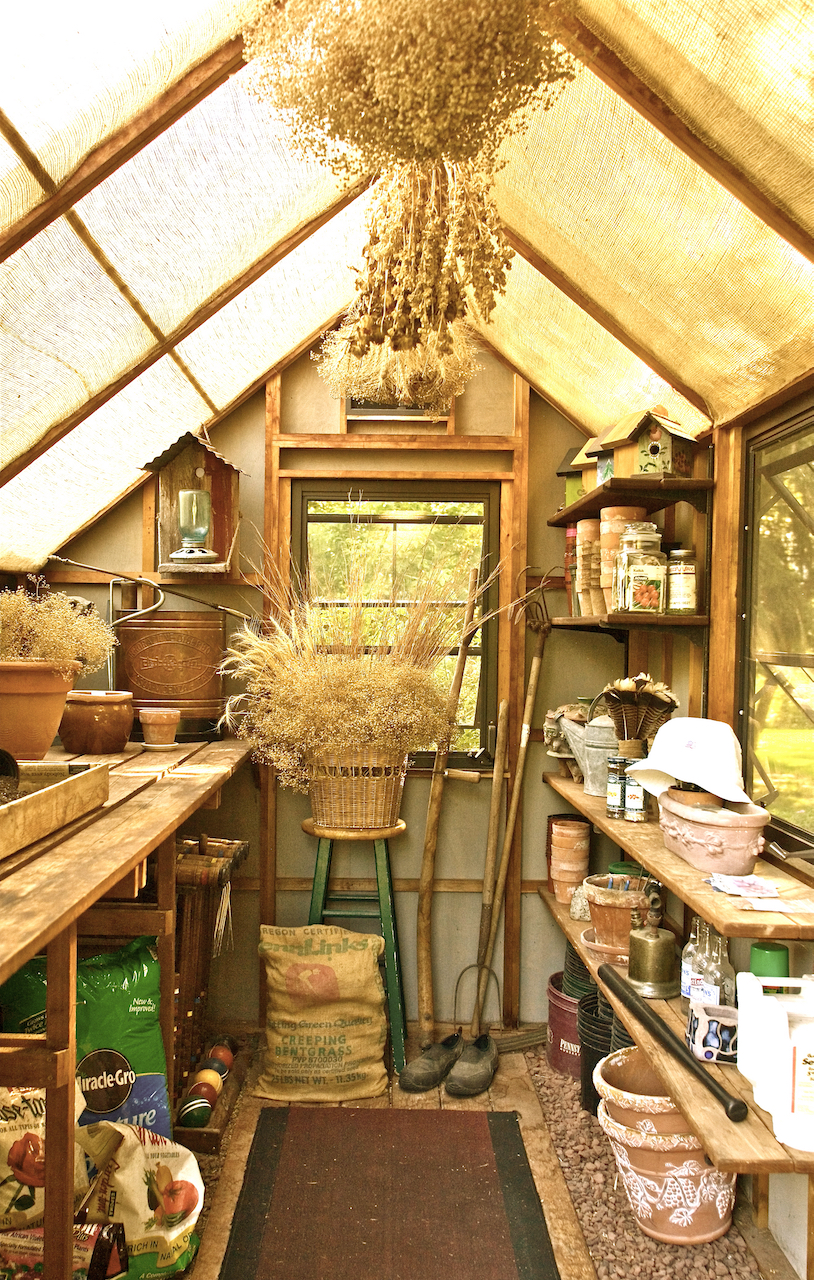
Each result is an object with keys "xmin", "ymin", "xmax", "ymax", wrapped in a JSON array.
[
  {"xmin": 600, "ymin": 673, "xmax": 679, "ymax": 742},
  {"xmin": 241, "ymin": 0, "xmax": 576, "ymax": 175},
  {"xmin": 316, "ymin": 160, "xmax": 509, "ymax": 413},
  {"xmin": 240, "ymin": 0, "xmax": 577, "ymax": 405}
]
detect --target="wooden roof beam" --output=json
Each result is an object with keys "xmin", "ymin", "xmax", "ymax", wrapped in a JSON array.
[
  {"xmin": 0, "ymin": 37, "xmax": 246, "ymax": 264},
  {"xmin": 559, "ymin": 15, "xmax": 814, "ymax": 266},
  {"xmin": 502, "ymin": 225, "xmax": 712, "ymax": 420}
]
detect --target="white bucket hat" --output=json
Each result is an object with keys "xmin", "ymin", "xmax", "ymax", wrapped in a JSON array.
[{"xmin": 625, "ymin": 717, "xmax": 751, "ymax": 803}]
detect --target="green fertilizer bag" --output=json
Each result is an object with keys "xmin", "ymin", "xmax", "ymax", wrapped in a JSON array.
[{"xmin": 0, "ymin": 937, "xmax": 171, "ymax": 1138}]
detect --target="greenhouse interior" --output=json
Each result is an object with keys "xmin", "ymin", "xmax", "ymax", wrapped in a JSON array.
[{"xmin": 1, "ymin": 2, "xmax": 814, "ymax": 1278}]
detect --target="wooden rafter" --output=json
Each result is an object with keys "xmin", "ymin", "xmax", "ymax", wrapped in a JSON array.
[
  {"xmin": 0, "ymin": 186, "xmax": 369, "ymax": 489},
  {"xmin": 559, "ymin": 14, "xmax": 814, "ymax": 266},
  {"xmin": 502, "ymin": 226, "xmax": 713, "ymax": 420},
  {"xmin": 0, "ymin": 37, "xmax": 246, "ymax": 264}
]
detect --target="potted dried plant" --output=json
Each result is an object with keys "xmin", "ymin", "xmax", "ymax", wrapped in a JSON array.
[
  {"xmin": 0, "ymin": 584, "xmax": 116, "ymax": 760},
  {"xmin": 222, "ymin": 551, "xmax": 484, "ymax": 829}
]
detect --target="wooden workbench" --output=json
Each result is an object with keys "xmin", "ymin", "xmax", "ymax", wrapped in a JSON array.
[{"xmin": 0, "ymin": 738, "xmax": 250, "ymax": 1278}]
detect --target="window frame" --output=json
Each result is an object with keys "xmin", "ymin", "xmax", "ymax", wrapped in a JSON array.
[
  {"xmin": 739, "ymin": 398, "xmax": 814, "ymax": 852},
  {"xmin": 290, "ymin": 477, "xmax": 501, "ymax": 770}
]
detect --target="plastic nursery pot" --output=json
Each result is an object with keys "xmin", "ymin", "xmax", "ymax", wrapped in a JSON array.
[
  {"xmin": 138, "ymin": 707, "xmax": 181, "ymax": 746},
  {"xmin": 59, "ymin": 690, "xmax": 134, "ymax": 754}
]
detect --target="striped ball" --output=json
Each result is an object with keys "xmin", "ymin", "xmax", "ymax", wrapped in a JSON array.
[
  {"xmin": 198, "ymin": 1055, "xmax": 229, "ymax": 1082},
  {"xmin": 177, "ymin": 1096, "xmax": 212, "ymax": 1128},
  {"xmin": 188, "ymin": 1079, "xmax": 219, "ymax": 1107}
]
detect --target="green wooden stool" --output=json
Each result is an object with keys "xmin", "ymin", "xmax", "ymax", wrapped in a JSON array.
[{"xmin": 302, "ymin": 817, "xmax": 406, "ymax": 1073}]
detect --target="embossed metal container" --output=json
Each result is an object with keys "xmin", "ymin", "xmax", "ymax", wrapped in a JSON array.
[{"xmin": 115, "ymin": 611, "xmax": 224, "ymax": 739}]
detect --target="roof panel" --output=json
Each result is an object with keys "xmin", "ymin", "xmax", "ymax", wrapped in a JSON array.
[
  {"xmin": 572, "ymin": 0, "xmax": 814, "ymax": 237},
  {"xmin": 74, "ymin": 71, "xmax": 349, "ymax": 333},
  {"xmin": 496, "ymin": 67, "xmax": 814, "ymax": 422},
  {"xmin": 0, "ymin": 1, "xmax": 242, "ymax": 231},
  {"xmin": 0, "ymin": 199, "xmax": 368, "ymax": 571},
  {"xmin": 475, "ymin": 254, "xmax": 711, "ymax": 436}
]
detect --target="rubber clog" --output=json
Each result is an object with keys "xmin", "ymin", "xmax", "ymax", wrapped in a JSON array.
[
  {"xmin": 444, "ymin": 1034, "xmax": 500, "ymax": 1097},
  {"xmin": 397, "ymin": 1030, "xmax": 464, "ymax": 1092}
]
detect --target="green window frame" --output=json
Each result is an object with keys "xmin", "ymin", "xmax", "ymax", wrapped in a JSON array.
[{"xmin": 290, "ymin": 478, "xmax": 501, "ymax": 768}]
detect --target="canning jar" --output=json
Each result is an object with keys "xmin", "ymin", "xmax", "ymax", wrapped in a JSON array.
[
  {"xmin": 612, "ymin": 522, "xmax": 667, "ymax": 613},
  {"xmin": 667, "ymin": 548, "xmax": 698, "ymax": 614}
]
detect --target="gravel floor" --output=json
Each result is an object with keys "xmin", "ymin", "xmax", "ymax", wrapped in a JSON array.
[{"xmin": 524, "ymin": 1045, "xmax": 763, "ymax": 1280}]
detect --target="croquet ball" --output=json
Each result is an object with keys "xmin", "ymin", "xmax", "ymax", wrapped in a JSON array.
[
  {"xmin": 207, "ymin": 1043, "xmax": 234, "ymax": 1071},
  {"xmin": 188, "ymin": 1079, "xmax": 219, "ymax": 1107},
  {"xmin": 177, "ymin": 1096, "xmax": 211, "ymax": 1128},
  {"xmin": 210, "ymin": 1034, "xmax": 240, "ymax": 1057},
  {"xmin": 198, "ymin": 1055, "xmax": 229, "ymax": 1081},
  {"xmin": 194, "ymin": 1068, "xmax": 223, "ymax": 1095}
]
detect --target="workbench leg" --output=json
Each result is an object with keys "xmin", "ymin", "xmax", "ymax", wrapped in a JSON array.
[
  {"xmin": 44, "ymin": 923, "xmax": 76, "ymax": 1280},
  {"xmin": 803, "ymin": 1172, "xmax": 808, "ymax": 1280},
  {"xmin": 156, "ymin": 835, "xmax": 176, "ymax": 1080},
  {"xmin": 752, "ymin": 1173, "xmax": 769, "ymax": 1231}
]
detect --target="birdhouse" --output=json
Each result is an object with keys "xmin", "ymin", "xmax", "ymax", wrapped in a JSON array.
[
  {"xmin": 556, "ymin": 448, "xmax": 586, "ymax": 508},
  {"xmin": 143, "ymin": 433, "xmax": 241, "ymax": 575},
  {"xmin": 601, "ymin": 406, "xmax": 696, "ymax": 477}
]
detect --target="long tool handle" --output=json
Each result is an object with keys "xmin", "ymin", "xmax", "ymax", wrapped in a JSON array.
[
  {"xmin": 469, "ymin": 699, "xmax": 509, "ymax": 1037},
  {"xmin": 416, "ymin": 569, "xmax": 479, "ymax": 1048},
  {"xmin": 472, "ymin": 626, "xmax": 548, "ymax": 1032},
  {"xmin": 597, "ymin": 964, "xmax": 748, "ymax": 1123}
]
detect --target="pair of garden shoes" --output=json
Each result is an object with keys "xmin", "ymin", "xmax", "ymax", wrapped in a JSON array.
[{"xmin": 398, "ymin": 1029, "xmax": 499, "ymax": 1096}]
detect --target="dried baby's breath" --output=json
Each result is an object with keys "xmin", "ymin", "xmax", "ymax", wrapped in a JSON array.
[
  {"xmin": 241, "ymin": 0, "xmax": 577, "ymax": 174},
  {"xmin": 0, "ymin": 585, "xmax": 116, "ymax": 677},
  {"xmin": 222, "ymin": 534, "xmax": 495, "ymax": 792}
]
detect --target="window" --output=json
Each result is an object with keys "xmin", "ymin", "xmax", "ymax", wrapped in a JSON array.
[
  {"xmin": 291, "ymin": 480, "xmax": 500, "ymax": 764},
  {"xmin": 742, "ymin": 411, "xmax": 814, "ymax": 843}
]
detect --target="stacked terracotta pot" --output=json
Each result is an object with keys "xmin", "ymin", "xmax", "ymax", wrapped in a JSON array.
[
  {"xmin": 549, "ymin": 817, "xmax": 591, "ymax": 903},
  {"xmin": 599, "ymin": 505, "xmax": 647, "ymax": 611},
  {"xmin": 574, "ymin": 519, "xmax": 603, "ymax": 616}
]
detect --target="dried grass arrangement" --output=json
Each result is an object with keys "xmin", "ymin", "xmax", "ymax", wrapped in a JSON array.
[
  {"xmin": 0, "ymin": 584, "xmax": 116, "ymax": 677},
  {"xmin": 221, "ymin": 549, "xmax": 490, "ymax": 794}
]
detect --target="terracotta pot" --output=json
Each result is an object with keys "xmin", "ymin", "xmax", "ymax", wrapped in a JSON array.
[
  {"xmin": 593, "ymin": 1046, "xmax": 688, "ymax": 1133},
  {"xmin": 596, "ymin": 1099, "xmax": 735, "ymax": 1243},
  {"xmin": 583, "ymin": 873, "xmax": 651, "ymax": 949},
  {"xmin": 139, "ymin": 707, "xmax": 181, "ymax": 745},
  {"xmin": 0, "ymin": 660, "xmax": 81, "ymax": 761},
  {"xmin": 552, "ymin": 879, "xmax": 579, "ymax": 904},
  {"xmin": 658, "ymin": 789, "xmax": 770, "ymax": 875},
  {"xmin": 59, "ymin": 690, "xmax": 134, "ymax": 754}
]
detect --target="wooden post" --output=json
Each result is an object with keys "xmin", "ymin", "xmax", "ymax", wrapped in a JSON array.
[
  {"xmin": 707, "ymin": 425, "xmax": 743, "ymax": 724},
  {"xmin": 43, "ymin": 924, "xmax": 76, "ymax": 1280},
  {"xmin": 155, "ymin": 834, "xmax": 176, "ymax": 1073}
]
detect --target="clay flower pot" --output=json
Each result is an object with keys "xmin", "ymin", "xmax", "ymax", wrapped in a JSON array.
[
  {"xmin": 59, "ymin": 691, "xmax": 134, "ymax": 755},
  {"xmin": 583, "ymin": 873, "xmax": 651, "ymax": 951},
  {"xmin": 139, "ymin": 707, "xmax": 181, "ymax": 746},
  {"xmin": 594, "ymin": 1048, "xmax": 736, "ymax": 1243},
  {"xmin": 658, "ymin": 789, "xmax": 770, "ymax": 875},
  {"xmin": 0, "ymin": 660, "xmax": 81, "ymax": 761}
]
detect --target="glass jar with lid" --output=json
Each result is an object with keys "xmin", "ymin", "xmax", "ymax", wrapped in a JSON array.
[
  {"xmin": 611, "ymin": 522, "xmax": 667, "ymax": 613},
  {"xmin": 667, "ymin": 548, "xmax": 698, "ymax": 614}
]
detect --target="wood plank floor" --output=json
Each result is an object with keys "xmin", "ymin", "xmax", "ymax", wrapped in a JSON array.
[{"xmin": 189, "ymin": 1025, "xmax": 596, "ymax": 1280}]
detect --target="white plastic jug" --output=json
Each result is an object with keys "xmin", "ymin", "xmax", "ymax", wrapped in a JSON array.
[{"xmin": 736, "ymin": 972, "xmax": 814, "ymax": 1152}]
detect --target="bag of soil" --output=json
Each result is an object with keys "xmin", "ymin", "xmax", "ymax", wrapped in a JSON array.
[{"xmin": 0, "ymin": 937, "xmax": 171, "ymax": 1137}]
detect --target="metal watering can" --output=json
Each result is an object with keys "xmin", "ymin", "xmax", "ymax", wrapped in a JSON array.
[{"xmin": 556, "ymin": 711, "xmax": 619, "ymax": 796}]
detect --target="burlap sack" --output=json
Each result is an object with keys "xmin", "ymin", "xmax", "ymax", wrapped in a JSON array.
[{"xmin": 255, "ymin": 925, "xmax": 388, "ymax": 1102}]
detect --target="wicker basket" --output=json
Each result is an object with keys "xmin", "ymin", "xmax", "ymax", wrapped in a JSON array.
[{"xmin": 307, "ymin": 749, "xmax": 407, "ymax": 829}]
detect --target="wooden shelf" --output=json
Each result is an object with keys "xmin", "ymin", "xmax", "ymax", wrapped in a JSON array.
[
  {"xmin": 539, "ymin": 888, "xmax": 809, "ymax": 1173},
  {"xmin": 547, "ymin": 476, "xmax": 714, "ymax": 527},
  {"xmin": 550, "ymin": 613, "xmax": 709, "ymax": 641},
  {"xmin": 543, "ymin": 772, "xmax": 814, "ymax": 939}
]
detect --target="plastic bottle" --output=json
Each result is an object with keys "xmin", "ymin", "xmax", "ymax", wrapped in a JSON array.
[{"xmin": 680, "ymin": 916, "xmax": 700, "ymax": 1016}]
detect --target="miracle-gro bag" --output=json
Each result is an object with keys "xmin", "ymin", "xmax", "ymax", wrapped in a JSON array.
[
  {"xmin": 0, "ymin": 937, "xmax": 171, "ymax": 1137},
  {"xmin": 256, "ymin": 924, "xmax": 388, "ymax": 1102}
]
